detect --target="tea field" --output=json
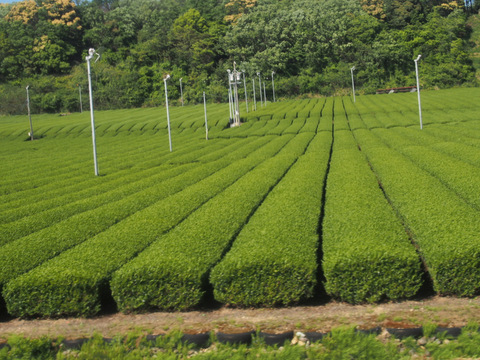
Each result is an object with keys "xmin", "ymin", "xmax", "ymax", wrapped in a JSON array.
[{"xmin": 1, "ymin": 87, "xmax": 480, "ymax": 318}]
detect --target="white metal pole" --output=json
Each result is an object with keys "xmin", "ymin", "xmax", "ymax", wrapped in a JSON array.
[
  {"xmin": 26, "ymin": 85, "xmax": 33, "ymax": 141},
  {"xmin": 164, "ymin": 74, "xmax": 173, "ymax": 152},
  {"xmin": 414, "ymin": 55, "xmax": 423, "ymax": 130},
  {"xmin": 234, "ymin": 76, "xmax": 240, "ymax": 125},
  {"xmin": 257, "ymin": 72, "xmax": 263, "ymax": 107},
  {"xmin": 233, "ymin": 81, "xmax": 238, "ymax": 125},
  {"xmin": 179, "ymin": 78, "xmax": 184, "ymax": 106},
  {"xmin": 204, "ymin": 91, "xmax": 208, "ymax": 140},
  {"xmin": 350, "ymin": 66, "xmax": 356, "ymax": 103},
  {"xmin": 242, "ymin": 71, "xmax": 248, "ymax": 113},
  {"xmin": 227, "ymin": 70, "xmax": 233, "ymax": 123},
  {"xmin": 228, "ymin": 87, "xmax": 233, "ymax": 123},
  {"xmin": 230, "ymin": 85, "xmax": 235, "ymax": 123},
  {"xmin": 271, "ymin": 71, "xmax": 276, "ymax": 102},
  {"xmin": 78, "ymin": 84, "xmax": 83, "ymax": 113},
  {"xmin": 252, "ymin": 78, "xmax": 257, "ymax": 111},
  {"xmin": 263, "ymin": 81, "xmax": 267, "ymax": 107},
  {"xmin": 233, "ymin": 62, "xmax": 240, "ymax": 126},
  {"xmin": 86, "ymin": 49, "xmax": 99, "ymax": 176}
]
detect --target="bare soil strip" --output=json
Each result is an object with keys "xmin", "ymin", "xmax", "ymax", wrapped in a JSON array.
[{"xmin": 0, "ymin": 296, "xmax": 478, "ymax": 340}]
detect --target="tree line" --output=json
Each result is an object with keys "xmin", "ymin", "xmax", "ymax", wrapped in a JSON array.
[{"xmin": 0, "ymin": 0, "xmax": 478, "ymax": 115}]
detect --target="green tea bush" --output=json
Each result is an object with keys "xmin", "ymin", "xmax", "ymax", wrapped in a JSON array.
[
  {"xmin": 110, "ymin": 133, "xmax": 313, "ymax": 312},
  {"xmin": 3, "ymin": 136, "xmax": 287, "ymax": 317},
  {"xmin": 322, "ymin": 130, "xmax": 423, "ymax": 303},
  {"xmin": 210, "ymin": 132, "xmax": 331, "ymax": 306},
  {"xmin": 300, "ymin": 116, "xmax": 319, "ymax": 133},
  {"xmin": 282, "ymin": 118, "xmax": 306, "ymax": 134},
  {"xmin": 267, "ymin": 118, "xmax": 293, "ymax": 135},
  {"xmin": 354, "ymin": 128, "xmax": 480, "ymax": 296},
  {"xmin": 250, "ymin": 119, "xmax": 280, "ymax": 136},
  {"xmin": 373, "ymin": 128, "xmax": 480, "ymax": 210},
  {"xmin": 0, "ymin": 137, "xmax": 266, "ymax": 314},
  {"xmin": 0, "ymin": 163, "xmax": 196, "ymax": 243}
]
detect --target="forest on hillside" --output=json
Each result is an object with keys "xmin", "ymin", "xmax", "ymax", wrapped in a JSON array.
[{"xmin": 0, "ymin": 0, "xmax": 478, "ymax": 114}]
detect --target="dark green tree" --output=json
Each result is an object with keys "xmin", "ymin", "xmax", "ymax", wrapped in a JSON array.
[{"xmin": 169, "ymin": 9, "xmax": 218, "ymax": 73}]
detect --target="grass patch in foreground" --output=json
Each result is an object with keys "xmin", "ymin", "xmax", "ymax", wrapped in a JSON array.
[{"xmin": 1, "ymin": 325, "xmax": 480, "ymax": 359}]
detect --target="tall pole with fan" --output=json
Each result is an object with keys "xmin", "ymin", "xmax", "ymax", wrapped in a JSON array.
[{"xmin": 86, "ymin": 48, "xmax": 101, "ymax": 176}]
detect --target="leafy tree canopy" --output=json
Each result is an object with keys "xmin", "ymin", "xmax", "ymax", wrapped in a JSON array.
[{"xmin": 0, "ymin": 0, "xmax": 477, "ymax": 113}]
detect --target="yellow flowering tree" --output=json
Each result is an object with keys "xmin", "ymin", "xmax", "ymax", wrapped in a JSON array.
[
  {"xmin": 6, "ymin": 0, "xmax": 80, "ymax": 29},
  {"xmin": 3, "ymin": 0, "xmax": 81, "ymax": 75},
  {"xmin": 224, "ymin": 0, "xmax": 257, "ymax": 24},
  {"xmin": 361, "ymin": 0, "xmax": 386, "ymax": 20}
]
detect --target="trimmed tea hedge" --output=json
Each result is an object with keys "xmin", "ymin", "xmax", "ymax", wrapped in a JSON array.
[
  {"xmin": 110, "ymin": 133, "xmax": 314, "ymax": 312},
  {"xmin": 371, "ymin": 128, "xmax": 480, "ymax": 210},
  {"xmin": 3, "ymin": 136, "xmax": 289, "ymax": 317},
  {"xmin": 0, "ymin": 137, "xmax": 273, "ymax": 315},
  {"xmin": 0, "ymin": 133, "xmax": 206, "ymax": 208},
  {"xmin": 282, "ymin": 118, "xmax": 306, "ymax": 135},
  {"xmin": 322, "ymin": 130, "xmax": 423, "ymax": 303},
  {"xmin": 354, "ymin": 128, "xmax": 480, "ymax": 296},
  {"xmin": 0, "ymin": 162, "xmax": 193, "ymax": 280},
  {"xmin": 2, "ymin": 90, "xmax": 480, "ymax": 318},
  {"xmin": 0, "ymin": 163, "xmax": 200, "ymax": 243},
  {"xmin": 210, "ymin": 131, "xmax": 331, "ymax": 307},
  {"xmin": 267, "ymin": 118, "xmax": 293, "ymax": 136},
  {"xmin": 316, "ymin": 97, "xmax": 333, "ymax": 133},
  {"xmin": 251, "ymin": 119, "xmax": 280, "ymax": 136},
  {"xmin": 299, "ymin": 117, "xmax": 320, "ymax": 133}
]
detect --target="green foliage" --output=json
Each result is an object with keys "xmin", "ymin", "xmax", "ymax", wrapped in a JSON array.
[
  {"xmin": 0, "ymin": 0, "xmax": 477, "ymax": 114},
  {"xmin": 4, "ymin": 326, "xmax": 480, "ymax": 359},
  {"xmin": 419, "ymin": 323, "xmax": 480, "ymax": 358},
  {"xmin": 371, "ymin": 127, "xmax": 480, "ymax": 210},
  {"xmin": 314, "ymin": 327, "xmax": 399, "ymax": 359},
  {"xmin": 3, "ymin": 136, "xmax": 275, "ymax": 317},
  {"xmin": 354, "ymin": 126, "xmax": 480, "ymax": 296},
  {"xmin": 2, "ymin": 90, "xmax": 480, "ymax": 318},
  {"xmin": 0, "ymin": 84, "xmax": 26, "ymax": 115},
  {"xmin": 210, "ymin": 132, "xmax": 331, "ymax": 307},
  {"xmin": 1, "ymin": 170, "xmax": 162, "ymax": 235},
  {"xmin": 0, "ymin": 328, "xmax": 400, "ymax": 360},
  {"xmin": 111, "ymin": 133, "xmax": 313, "ymax": 312},
  {"xmin": 0, "ymin": 160, "xmax": 195, "ymax": 315},
  {"xmin": 322, "ymin": 126, "xmax": 423, "ymax": 303},
  {"xmin": 0, "ymin": 335, "xmax": 60, "ymax": 360},
  {"xmin": 169, "ymin": 9, "xmax": 219, "ymax": 74},
  {"xmin": 0, "ymin": 0, "xmax": 82, "ymax": 78}
]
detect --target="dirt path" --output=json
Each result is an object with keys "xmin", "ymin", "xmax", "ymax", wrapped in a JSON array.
[{"xmin": 0, "ymin": 296, "xmax": 479, "ymax": 340}]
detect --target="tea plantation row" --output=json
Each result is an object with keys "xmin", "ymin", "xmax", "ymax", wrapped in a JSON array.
[{"xmin": 1, "ymin": 88, "xmax": 480, "ymax": 317}]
